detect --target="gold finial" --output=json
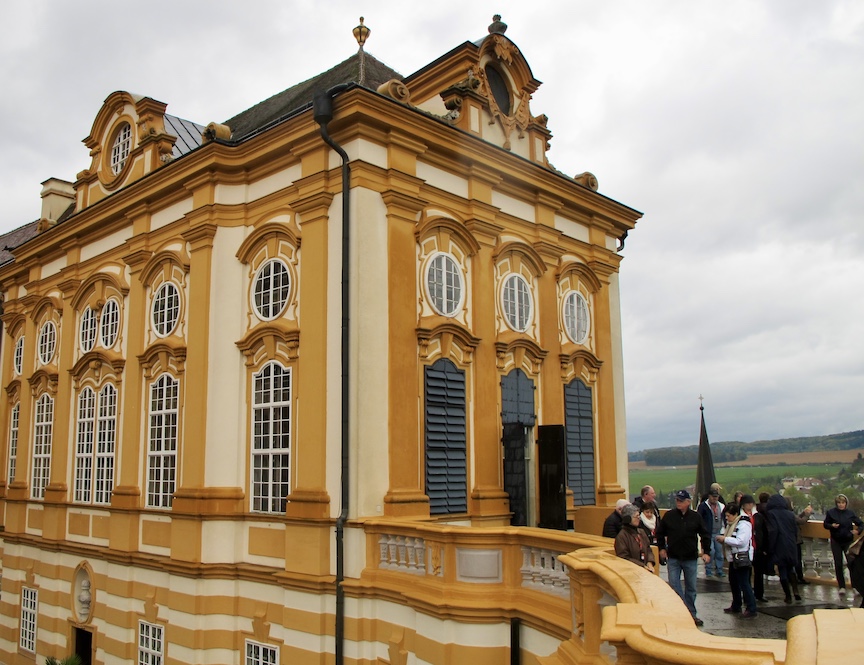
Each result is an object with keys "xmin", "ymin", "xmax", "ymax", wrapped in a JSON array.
[{"xmin": 353, "ymin": 17, "xmax": 370, "ymax": 48}]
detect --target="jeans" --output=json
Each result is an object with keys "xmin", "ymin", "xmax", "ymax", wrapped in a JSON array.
[
  {"xmin": 729, "ymin": 563, "xmax": 757, "ymax": 613},
  {"xmin": 707, "ymin": 536, "xmax": 725, "ymax": 575},
  {"xmin": 667, "ymin": 557, "xmax": 699, "ymax": 617}
]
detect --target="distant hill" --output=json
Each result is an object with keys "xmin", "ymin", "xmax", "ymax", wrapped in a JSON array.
[{"xmin": 628, "ymin": 430, "xmax": 864, "ymax": 467}]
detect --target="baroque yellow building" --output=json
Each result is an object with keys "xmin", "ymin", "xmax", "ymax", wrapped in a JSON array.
[{"xmin": 0, "ymin": 17, "xmax": 651, "ymax": 665}]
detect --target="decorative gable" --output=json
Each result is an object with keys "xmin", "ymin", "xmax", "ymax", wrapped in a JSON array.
[
  {"xmin": 401, "ymin": 16, "xmax": 551, "ymax": 164},
  {"xmin": 74, "ymin": 91, "xmax": 204, "ymax": 211}
]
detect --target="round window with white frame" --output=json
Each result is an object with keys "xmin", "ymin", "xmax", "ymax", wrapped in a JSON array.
[
  {"xmin": 110, "ymin": 123, "xmax": 132, "ymax": 175},
  {"xmin": 426, "ymin": 252, "xmax": 463, "ymax": 317},
  {"xmin": 502, "ymin": 274, "xmax": 533, "ymax": 332},
  {"xmin": 563, "ymin": 291, "xmax": 590, "ymax": 344},
  {"xmin": 13, "ymin": 335, "xmax": 24, "ymax": 375},
  {"xmin": 38, "ymin": 321, "xmax": 57, "ymax": 365},
  {"xmin": 100, "ymin": 297, "xmax": 120, "ymax": 348},
  {"xmin": 79, "ymin": 307, "xmax": 97, "ymax": 353},
  {"xmin": 151, "ymin": 282, "xmax": 180, "ymax": 337},
  {"xmin": 252, "ymin": 259, "xmax": 291, "ymax": 321}
]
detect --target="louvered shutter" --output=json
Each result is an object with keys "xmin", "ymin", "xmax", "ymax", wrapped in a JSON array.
[
  {"xmin": 564, "ymin": 379, "xmax": 595, "ymax": 506},
  {"xmin": 425, "ymin": 359, "xmax": 467, "ymax": 514}
]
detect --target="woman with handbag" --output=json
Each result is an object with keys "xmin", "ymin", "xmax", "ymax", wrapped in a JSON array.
[{"xmin": 716, "ymin": 502, "xmax": 757, "ymax": 618}]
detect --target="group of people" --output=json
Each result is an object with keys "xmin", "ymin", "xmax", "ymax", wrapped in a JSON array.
[{"xmin": 604, "ymin": 484, "xmax": 864, "ymax": 627}]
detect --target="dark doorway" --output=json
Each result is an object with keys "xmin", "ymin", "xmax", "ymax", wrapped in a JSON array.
[
  {"xmin": 502, "ymin": 424, "xmax": 528, "ymax": 526},
  {"xmin": 537, "ymin": 425, "xmax": 567, "ymax": 530},
  {"xmin": 74, "ymin": 627, "xmax": 92, "ymax": 665}
]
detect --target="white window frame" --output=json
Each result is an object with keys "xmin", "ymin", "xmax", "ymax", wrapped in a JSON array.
[
  {"xmin": 138, "ymin": 620, "xmax": 164, "ymax": 665},
  {"xmin": 38, "ymin": 321, "xmax": 57, "ymax": 365},
  {"xmin": 74, "ymin": 384, "xmax": 117, "ymax": 505},
  {"xmin": 7, "ymin": 402, "xmax": 19, "ymax": 484},
  {"xmin": 100, "ymin": 297, "xmax": 121, "ymax": 348},
  {"xmin": 13, "ymin": 335, "xmax": 24, "ymax": 375},
  {"xmin": 563, "ymin": 291, "xmax": 590, "ymax": 344},
  {"xmin": 502, "ymin": 274, "xmax": 532, "ymax": 332},
  {"xmin": 31, "ymin": 394, "xmax": 54, "ymax": 499},
  {"xmin": 20, "ymin": 586, "xmax": 37, "ymax": 653},
  {"xmin": 252, "ymin": 259, "xmax": 291, "ymax": 321},
  {"xmin": 80, "ymin": 306, "xmax": 97, "ymax": 353},
  {"xmin": 147, "ymin": 374, "xmax": 179, "ymax": 508},
  {"xmin": 111, "ymin": 123, "xmax": 132, "ymax": 175},
  {"xmin": 426, "ymin": 252, "xmax": 463, "ymax": 317},
  {"xmin": 246, "ymin": 639, "xmax": 279, "ymax": 665},
  {"xmin": 251, "ymin": 362, "xmax": 291, "ymax": 513},
  {"xmin": 151, "ymin": 283, "xmax": 180, "ymax": 338}
]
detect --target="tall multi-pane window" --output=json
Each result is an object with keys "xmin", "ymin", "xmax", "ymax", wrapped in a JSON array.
[
  {"xmin": 151, "ymin": 283, "xmax": 180, "ymax": 337},
  {"xmin": 138, "ymin": 621, "xmax": 164, "ymax": 665},
  {"xmin": 13, "ymin": 335, "xmax": 24, "ymax": 375},
  {"xmin": 502, "ymin": 274, "xmax": 532, "ymax": 332},
  {"xmin": 252, "ymin": 259, "xmax": 291, "ymax": 321},
  {"xmin": 31, "ymin": 394, "xmax": 54, "ymax": 499},
  {"xmin": 426, "ymin": 253, "xmax": 462, "ymax": 316},
  {"xmin": 563, "ymin": 291, "xmax": 590, "ymax": 344},
  {"xmin": 7, "ymin": 403, "xmax": 19, "ymax": 484},
  {"xmin": 20, "ymin": 587, "xmax": 37, "ymax": 653},
  {"xmin": 75, "ymin": 384, "xmax": 117, "ymax": 504},
  {"xmin": 111, "ymin": 123, "xmax": 132, "ymax": 175},
  {"xmin": 80, "ymin": 307, "xmax": 97, "ymax": 352},
  {"xmin": 246, "ymin": 639, "xmax": 279, "ymax": 665},
  {"xmin": 38, "ymin": 321, "xmax": 57, "ymax": 365},
  {"xmin": 100, "ymin": 297, "xmax": 120, "ymax": 348},
  {"xmin": 251, "ymin": 362, "xmax": 291, "ymax": 513},
  {"xmin": 147, "ymin": 374, "xmax": 179, "ymax": 508}
]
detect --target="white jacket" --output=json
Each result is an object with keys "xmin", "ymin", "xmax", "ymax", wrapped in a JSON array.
[{"xmin": 722, "ymin": 515, "xmax": 754, "ymax": 561}]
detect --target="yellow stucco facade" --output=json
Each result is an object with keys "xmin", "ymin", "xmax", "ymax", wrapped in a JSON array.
[{"xmin": 0, "ymin": 19, "xmax": 654, "ymax": 665}]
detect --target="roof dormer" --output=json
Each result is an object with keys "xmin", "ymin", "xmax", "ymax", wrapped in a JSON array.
[
  {"xmin": 402, "ymin": 16, "xmax": 551, "ymax": 164},
  {"xmin": 74, "ymin": 91, "xmax": 204, "ymax": 211}
]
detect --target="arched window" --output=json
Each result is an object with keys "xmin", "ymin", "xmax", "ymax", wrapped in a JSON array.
[
  {"xmin": 252, "ymin": 259, "xmax": 291, "ymax": 321},
  {"xmin": 147, "ymin": 373, "xmax": 179, "ymax": 508},
  {"xmin": 31, "ymin": 393, "xmax": 54, "ymax": 499},
  {"xmin": 426, "ymin": 253, "xmax": 463, "ymax": 317},
  {"xmin": 80, "ymin": 307, "xmax": 97, "ymax": 352},
  {"xmin": 564, "ymin": 379, "xmax": 595, "ymax": 506},
  {"xmin": 74, "ymin": 384, "xmax": 117, "ymax": 504},
  {"xmin": 100, "ymin": 297, "xmax": 121, "ymax": 348},
  {"xmin": 563, "ymin": 291, "xmax": 590, "ymax": 344},
  {"xmin": 110, "ymin": 122, "xmax": 132, "ymax": 175},
  {"xmin": 151, "ymin": 282, "xmax": 180, "ymax": 337},
  {"xmin": 13, "ymin": 335, "xmax": 24, "ymax": 375},
  {"xmin": 251, "ymin": 361, "xmax": 291, "ymax": 513},
  {"xmin": 502, "ymin": 274, "xmax": 533, "ymax": 332},
  {"xmin": 424, "ymin": 358, "xmax": 467, "ymax": 514},
  {"xmin": 7, "ymin": 402, "xmax": 19, "ymax": 483},
  {"xmin": 38, "ymin": 321, "xmax": 57, "ymax": 365}
]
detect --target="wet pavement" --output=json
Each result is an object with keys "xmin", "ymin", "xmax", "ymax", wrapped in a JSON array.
[{"xmin": 663, "ymin": 568, "xmax": 860, "ymax": 640}]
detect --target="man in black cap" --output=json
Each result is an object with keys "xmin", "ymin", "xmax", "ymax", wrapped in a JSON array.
[{"xmin": 657, "ymin": 489, "xmax": 712, "ymax": 626}]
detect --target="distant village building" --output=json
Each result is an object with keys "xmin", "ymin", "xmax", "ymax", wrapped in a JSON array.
[{"xmin": 0, "ymin": 17, "xmax": 641, "ymax": 664}]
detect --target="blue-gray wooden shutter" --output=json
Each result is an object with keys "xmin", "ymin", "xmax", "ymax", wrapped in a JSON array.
[
  {"xmin": 500, "ymin": 368, "xmax": 536, "ymax": 425},
  {"xmin": 564, "ymin": 379, "xmax": 595, "ymax": 505},
  {"xmin": 424, "ymin": 359, "xmax": 467, "ymax": 514}
]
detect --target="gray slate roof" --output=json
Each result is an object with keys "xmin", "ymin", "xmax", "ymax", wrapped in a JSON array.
[
  {"xmin": 165, "ymin": 114, "xmax": 205, "ymax": 158},
  {"xmin": 0, "ymin": 221, "xmax": 40, "ymax": 267},
  {"xmin": 224, "ymin": 51, "xmax": 402, "ymax": 140}
]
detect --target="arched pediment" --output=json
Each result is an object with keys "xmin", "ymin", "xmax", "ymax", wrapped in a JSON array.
[
  {"xmin": 137, "ymin": 340, "xmax": 187, "ymax": 378},
  {"xmin": 417, "ymin": 321, "xmax": 481, "ymax": 365},
  {"xmin": 70, "ymin": 350, "xmax": 125, "ymax": 384},
  {"xmin": 558, "ymin": 261, "xmax": 602, "ymax": 294},
  {"xmin": 416, "ymin": 212, "xmax": 481, "ymax": 256},
  {"xmin": 140, "ymin": 250, "xmax": 190, "ymax": 287},
  {"xmin": 494, "ymin": 332, "xmax": 547, "ymax": 375},
  {"xmin": 236, "ymin": 220, "xmax": 300, "ymax": 265},
  {"xmin": 30, "ymin": 296, "xmax": 63, "ymax": 324},
  {"xmin": 236, "ymin": 321, "xmax": 300, "ymax": 368},
  {"xmin": 2, "ymin": 313, "xmax": 26, "ymax": 338},
  {"xmin": 560, "ymin": 349, "xmax": 603, "ymax": 385},
  {"xmin": 70, "ymin": 269, "xmax": 129, "ymax": 310},
  {"xmin": 493, "ymin": 240, "xmax": 547, "ymax": 277}
]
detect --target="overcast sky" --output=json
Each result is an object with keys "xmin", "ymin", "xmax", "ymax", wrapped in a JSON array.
[{"xmin": 2, "ymin": 1, "xmax": 862, "ymax": 451}]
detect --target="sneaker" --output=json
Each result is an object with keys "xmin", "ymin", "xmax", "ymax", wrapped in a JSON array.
[
  {"xmin": 741, "ymin": 610, "xmax": 758, "ymax": 619},
  {"xmin": 840, "ymin": 588, "xmax": 847, "ymax": 596},
  {"xmin": 723, "ymin": 606, "xmax": 741, "ymax": 614},
  {"xmin": 693, "ymin": 617, "xmax": 704, "ymax": 627}
]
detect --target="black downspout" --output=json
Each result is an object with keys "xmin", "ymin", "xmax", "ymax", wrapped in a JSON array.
[
  {"xmin": 313, "ymin": 83, "xmax": 351, "ymax": 665},
  {"xmin": 510, "ymin": 617, "xmax": 521, "ymax": 665}
]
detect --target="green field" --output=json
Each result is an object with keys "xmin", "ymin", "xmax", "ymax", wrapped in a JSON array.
[{"xmin": 628, "ymin": 464, "xmax": 844, "ymax": 500}]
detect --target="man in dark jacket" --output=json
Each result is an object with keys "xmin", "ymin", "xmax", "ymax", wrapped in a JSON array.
[
  {"xmin": 633, "ymin": 485, "xmax": 661, "ymax": 520},
  {"xmin": 657, "ymin": 489, "xmax": 712, "ymax": 626},
  {"xmin": 764, "ymin": 493, "xmax": 800, "ymax": 603},
  {"xmin": 602, "ymin": 499, "xmax": 630, "ymax": 538}
]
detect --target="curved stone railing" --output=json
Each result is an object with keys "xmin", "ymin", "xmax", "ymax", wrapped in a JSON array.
[
  {"xmin": 553, "ymin": 547, "xmax": 862, "ymax": 665},
  {"xmin": 800, "ymin": 520, "xmax": 847, "ymax": 584}
]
